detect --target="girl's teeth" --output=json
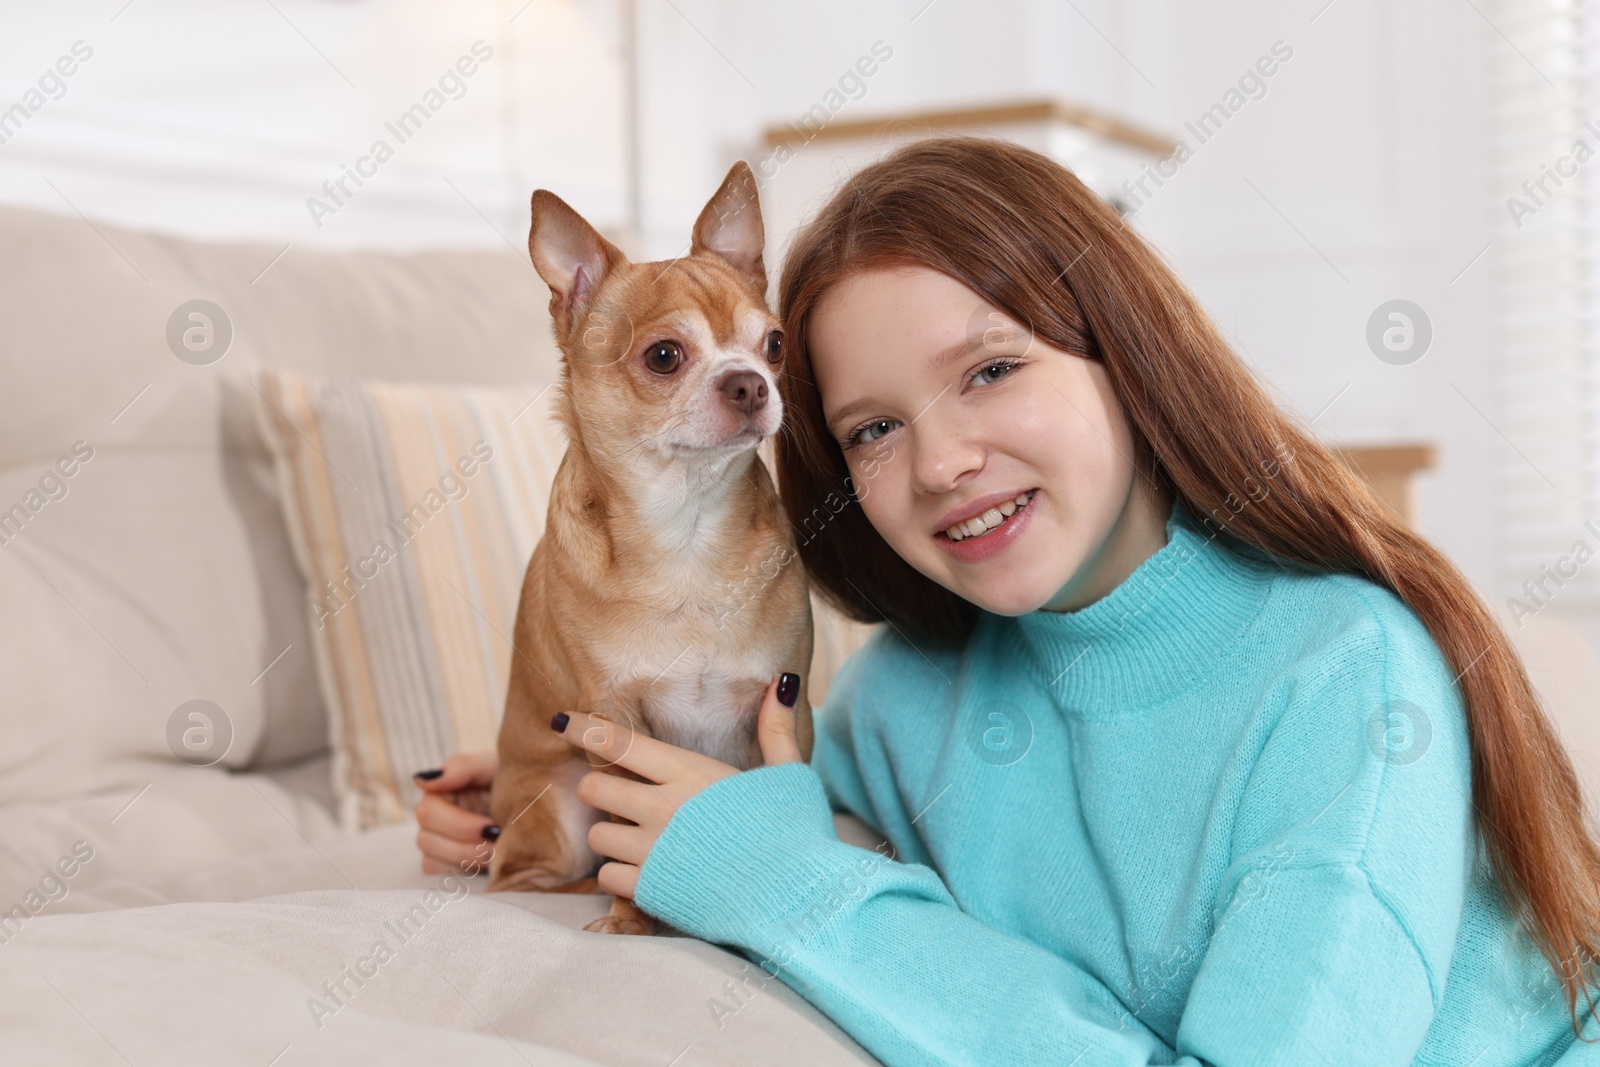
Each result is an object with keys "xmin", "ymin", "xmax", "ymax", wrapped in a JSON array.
[{"xmin": 946, "ymin": 491, "xmax": 1034, "ymax": 541}]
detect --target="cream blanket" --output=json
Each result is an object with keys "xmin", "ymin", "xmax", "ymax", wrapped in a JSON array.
[{"xmin": 0, "ymin": 776, "xmax": 878, "ymax": 1066}]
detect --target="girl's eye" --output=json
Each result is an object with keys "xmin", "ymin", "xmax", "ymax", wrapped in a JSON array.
[
  {"xmin": 843, "ymin": 418, "xmax": 899, "ymax": 450},
  {"xmin": 971, "ymin": 357, "xmax": 1021, "ymax": 386},
  {"xmin": 844, "ymin": 358, "xmax": 1017, "ymax": 451}
]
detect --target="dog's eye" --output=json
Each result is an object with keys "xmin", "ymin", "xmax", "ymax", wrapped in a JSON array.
[
  {"xmin": 644, "ymin": 340, "xmax": 683, "ymax": 374},
  {"xmin": 763, "ymin": 329, "xmax": 783, "ymax": 365}
]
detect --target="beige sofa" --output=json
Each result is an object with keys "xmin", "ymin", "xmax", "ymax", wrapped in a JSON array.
[{"xmin": 0, "ymin": 203, "xmax": 880, "ymax": 1064}]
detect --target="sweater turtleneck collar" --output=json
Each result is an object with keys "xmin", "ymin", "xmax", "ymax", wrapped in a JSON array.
[{"xmin": 1007, "ymin": 497, "xmax": 1277, "ymax": 711}]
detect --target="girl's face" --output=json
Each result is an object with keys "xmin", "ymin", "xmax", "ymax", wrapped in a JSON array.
[{"xmin": 809, "ymin": 265, "xmax": 1172, "ymax": 616}]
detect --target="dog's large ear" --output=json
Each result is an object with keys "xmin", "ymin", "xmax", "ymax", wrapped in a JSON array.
[
  {"xmin": 529, "ymin": 189, "xmax": 626, "ymax": 335},
  {"xmin": 691, "ymin": 161, "xmax": 766, "ymax": 295}
]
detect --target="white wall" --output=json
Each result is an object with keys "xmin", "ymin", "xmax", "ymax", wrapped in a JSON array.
[
  {"xmin": 1131, "ymin": 1, "xmax": 1500, "ymax": 600},
  {"xmin": 0, "ymin": 0, "xmax": 629, "ymax": 249}
]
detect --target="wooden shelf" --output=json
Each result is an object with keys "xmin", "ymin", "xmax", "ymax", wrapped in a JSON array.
[
  {"xmin": 762, "ymin": 97, "xmax": 1179, "ymax": 155},
  {"xmin": 1333, "ymin": 443, "xmax": 1437, "ymax": 526}
]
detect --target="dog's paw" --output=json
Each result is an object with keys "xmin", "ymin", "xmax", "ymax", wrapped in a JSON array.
[{"xmin": 582, "ymin": 912, "xmax": 657, "ymax": 936}]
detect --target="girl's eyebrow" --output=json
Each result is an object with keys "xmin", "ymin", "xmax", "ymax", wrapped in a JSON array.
[
  {"xmin": 825, "ymin": 335, "xmax": 986, "ymax": 433},
  {"xmin": 930, "ymin": 336, "xmax": 987, "ymax": 369}
]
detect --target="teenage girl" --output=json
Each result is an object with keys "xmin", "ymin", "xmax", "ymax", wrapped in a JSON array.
[{"xmin": 414, "ymin": 136, "xmax": 1600, "ymax": 1066}]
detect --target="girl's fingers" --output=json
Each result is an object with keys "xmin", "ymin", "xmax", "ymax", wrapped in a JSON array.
[
  {"xmin": 413, "ymin": 750, "xmax": 499, "ymax": 792},
  {"xmin": 587, "ymin": 820, "xmax": 653, "ymax": 867},
  {"xmin": 578, "ymin": 770, "xmax": 669, "ymax": 827},
  {"xmin": 451, "ymin": 785, "xmax": 493, "ymax": 819},
  {"xmin": 596, "ymin": 861, "xmax": 638, "ymax": 900},
  {"xmin": 415, "ymin": 790, "xmax": 495, "ymax": 844},
  {"xmin": 415, "ymin": 826, "xmax": 494, "ymax": 875},
  {"xmin": 556, "ymin": 711, "xmax": 712, "ymax": 782},
  {"xmin": 758, "ymin": 672, "xmax": 804, "ymax": 766}
]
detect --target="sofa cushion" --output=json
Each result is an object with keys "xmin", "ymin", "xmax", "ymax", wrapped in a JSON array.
[
  {"xmin": 254, "ymin": 368, "xmax": 565, "ymax": 830},
  {"xmin": 0, "ymin": 203, "xmax": 558, "ymax": 809}
]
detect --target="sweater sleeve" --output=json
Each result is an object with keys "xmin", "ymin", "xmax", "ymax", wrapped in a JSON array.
[
  {"xmin": 631, "ymin": 760, "xmax": 1182, "ymax": 1066},
  {"xmin": 805, "ymin": 634, "xmax": 893, "ymax": 839},
  {"xmin": 631, "ymin": 595, "xmax": 1472, "ymax": 1067}
]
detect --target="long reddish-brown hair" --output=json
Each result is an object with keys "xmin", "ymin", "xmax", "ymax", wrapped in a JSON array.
[{"xmin": 772, "ymin": 134, "xmax": 1600, "ymax": 1036}]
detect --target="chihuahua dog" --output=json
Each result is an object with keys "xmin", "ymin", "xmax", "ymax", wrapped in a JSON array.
[{"xmin": 485, "ymin": 161, "xmax": 815, "ymax": 935}]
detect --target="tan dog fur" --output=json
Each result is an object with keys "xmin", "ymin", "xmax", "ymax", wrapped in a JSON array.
[{"xmin": 486, "ymin": 162, "xmax": 815, "ymax": 936}]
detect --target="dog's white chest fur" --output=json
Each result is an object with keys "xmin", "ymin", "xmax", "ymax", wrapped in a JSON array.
[
  {"xmin": 595, "ymin": 625, "xmax": 767, "ymax": 769},
  {"xmin": 647, "ymin": 660, "xmax": 759, "ymax": 768},
  {"xmin": 581, "ymin": 458, "xmax": 778, "ymax": 768}
]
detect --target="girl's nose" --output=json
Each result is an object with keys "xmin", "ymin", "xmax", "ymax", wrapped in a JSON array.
[{"xmin": 908, "ymin": 413, "xmax": 984, "ymax": 498}]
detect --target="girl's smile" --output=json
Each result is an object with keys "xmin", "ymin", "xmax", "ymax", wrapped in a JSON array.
[{"xmin": 934, "ymin": 487, "xmax": 1038, "ymax": 563}]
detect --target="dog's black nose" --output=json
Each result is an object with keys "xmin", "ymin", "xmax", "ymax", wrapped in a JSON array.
[{"xmin": 719, "ymin": 370, "xmax": 768, "ymax": 417}]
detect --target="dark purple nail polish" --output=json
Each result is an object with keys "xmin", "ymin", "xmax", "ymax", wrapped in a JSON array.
[
  {"xmin": 413, "ymin": 768, "xmax": 443, "ymax": 781},
  {"xmin": 777, "ymin": 672, "xmax": 800, "ymax": 708},
  {"xmin": 550, "ymin": 711, "xmax": 569, "ymax": 733},
  {"xmin": 481, "ymin": 824, "xmax": 501, "ymax": 841}
]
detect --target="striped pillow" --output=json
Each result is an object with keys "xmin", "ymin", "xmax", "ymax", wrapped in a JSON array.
[{"xmin": 253, "ymin": 368, "xmax": 566, "ymax": 830}]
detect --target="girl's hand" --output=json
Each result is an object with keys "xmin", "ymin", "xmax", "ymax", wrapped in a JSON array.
[
  {"xmin": 554, "ymin": 672, "xmax": 803, "ymax": 899},
  {"xmin": 412, "ymin": 749, "xmax": 499, "ymax": 876}
]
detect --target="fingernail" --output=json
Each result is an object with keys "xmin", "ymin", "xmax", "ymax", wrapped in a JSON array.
[
  {"xmin": 481, "ymin": 824, "xmax": 501, "ymax": 841},
  {"xmin": 413, "ymin": 768, "xmax": 443, "ymax": 781},
  {"xmin": 550, "ymin": 711, "xmax": 570, "ymax": 733},
  {"xmin": 777, "ymin": 672, "xmax": 800, "ymax": 708}
]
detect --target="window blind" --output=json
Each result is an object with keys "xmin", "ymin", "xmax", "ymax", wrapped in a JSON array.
[{"xmin": 1486, "ymin": 0, "xmax": 1599, "ymax": 607}]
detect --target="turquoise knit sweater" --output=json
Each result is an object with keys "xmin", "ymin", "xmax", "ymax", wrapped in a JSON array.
[{"xmin": 631, "ymin": 499, "xmax": 1600, "ymax": 1066}]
